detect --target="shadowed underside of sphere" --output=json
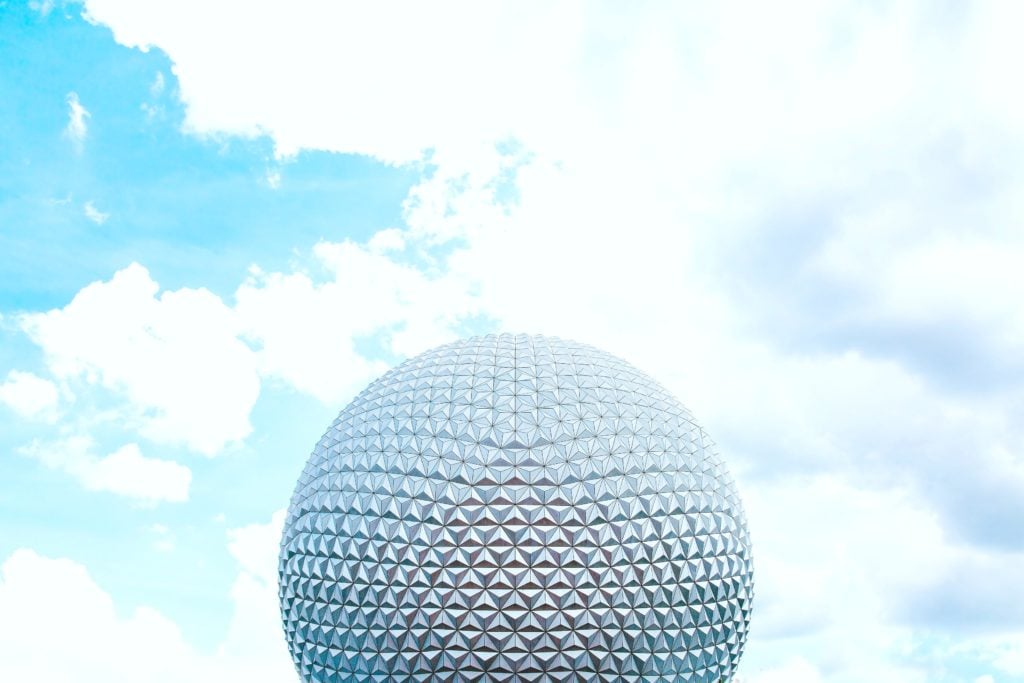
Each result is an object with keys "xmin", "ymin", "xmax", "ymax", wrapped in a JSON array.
[{"xmin": 279, "ymin": 334, "xmax": 753, "ymax": 682}]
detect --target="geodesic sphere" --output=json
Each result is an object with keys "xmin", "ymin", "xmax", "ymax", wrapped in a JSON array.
[{"xmin": 279, "ymin": 333, "xmax": 753, "ymax": 682}]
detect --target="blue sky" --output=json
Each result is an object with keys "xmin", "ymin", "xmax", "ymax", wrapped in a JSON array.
[
  {"xmin": 0, "ymin": 1, "xmax": 411, "ymax": 648},
  {"xmin": 1, "ymin": 2, "xmax": 1023, "ymax": 681}
]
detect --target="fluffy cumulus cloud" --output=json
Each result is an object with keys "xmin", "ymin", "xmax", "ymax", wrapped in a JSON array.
[
  {"xmin": 20, "ymin": 264, "xmax": 260, "ymax": 455},
  {"xmin": 236, "ymin": 239, "xmax": 477, "ymax": 403},
  {"xmin": 0, "ymin": 548, "xmax": 195, "ymax": 683},
  {"xmin": 4, "ymin": 240, "xmax": 477, "ymax": 528},
  {"xmin": 7, "ymin": 0, "xmax": 1021, "ymax": 679},
  {"xmin": 0, "ymin": 513, "xmax": 297, "ymax": 683},
  {"xmin": 217, "ymin": 510, "xmax": 296, "ymax": 677},
  {"xmin": 83, "ymin": 200, "xmax": 110, "ymax": 225},
  {"xmin": 77, "ymin": 0, "xmax": 1024, "ymax": 429},
  {"xmin": 19, "ymin": 435, "xmax": 191, "ymax": 504},
  {"xmin": 79, "ymin": 0, "xmax": 584, "ymax": 164},
  {"xmin": 14, "ymin": 244, "xmax": 474, "ymax": 459},
  {"xmin": 63, "ymin": 91, "xmax": 89, "ymax": 149},
  {"xmin": 0, "ymin": 370, "xmax": 59, "ymax": 420}
]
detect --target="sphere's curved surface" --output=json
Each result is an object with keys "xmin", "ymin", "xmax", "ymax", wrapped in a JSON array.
[{"xmin": 279, "ymin": 334, "xmax": 753, "ymax": 682}]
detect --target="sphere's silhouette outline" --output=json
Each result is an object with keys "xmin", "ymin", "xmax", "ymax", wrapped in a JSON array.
[{"xmin": 280, "ymin": 333, "xmax": 753, "ymax": 682}]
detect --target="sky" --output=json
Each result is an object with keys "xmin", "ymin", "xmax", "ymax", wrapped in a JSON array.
[{"xmin": 0, "ymin": 1, "xmax": 1022, "ymax": 681}]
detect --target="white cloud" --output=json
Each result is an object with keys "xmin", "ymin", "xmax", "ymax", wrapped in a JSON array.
[
  {"xmin": 20, "ymin": 263, "xmax": 260, "ymax": 455},
  {"xmin": 0, "ymin": 370, "xmax": 59, "ymax": 420},
  {"xmin": 70, "ymin": 0, "xmax": 1024, "ymax": 473},
  {"xmin": 0, "ymin": 512, "xmax": 298, "ymax": 682},
  {"xmin": 0, "ymin": 548, "xmax": 195, "ymax": 683},
  {"xmin": 738, "ymin": 471, "xmax": 1024, "ymax": 680},
  {"xmin": 236, "ymin": 240, "xmax": 477, "ymax": 403},
  {"xmin": 141, "ymin": 71, "xmax": 167, "ymax": 120},
  {"xmin": 994, "ymin": 641, "xmax": 1024, "ymax": 676},
  {"xmin": 15, "ymin": 247, "xmax": 476, "ymax": 453},
  {"xmin": 73, "ymin": 0, "xmax": 1024, "ymax": 210},
  {"xmin": 80, "ymin": 0, "xmax": 586, "ymax": 163},
  {"xmin": 216, "ymin": 510, "xmax": 292, "ymax": 674},
  {"xmin": 150, "ymin": 70, "xmax": 165, "ymax": 97},
  {"xmin": 960, "ymin": 634, "xmax": 1024, "ymax": 678},
  {"xmin": 73, "ymin": 1, "xmax": 1024, "ymax": 390},
  {"xmin": 29, "ymin": 0, "xmax": 55, "ymax": 17},
  {"xmin": 83, "ymin": 200, "xmax": 109, "ymax": 224},
  {"xmin": 226, "ymin": 509, "xmax": 283, "ymax": 584},
  {"xmin": 19, "ymin": 436, "xmax": 191, "ymax": 504},
  {"xmin": 738, "ymin": 475, "xmax": 942, "ymax": 680},
  {"xmin": 366, "ymin": 227, "xmax": 404, "ymax": 253},
  {"xmin": 265, "ymin": 168, "xmax": 281, "ymax": 189},
  {"xmin": 64, "ymin": 91, "xmax": 89, "ymax": 149}
]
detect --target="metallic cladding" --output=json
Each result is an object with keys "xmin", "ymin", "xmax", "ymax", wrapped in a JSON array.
[{"xmin": 280, "ymin": 333, "xmax": 753, "ymax": 681}]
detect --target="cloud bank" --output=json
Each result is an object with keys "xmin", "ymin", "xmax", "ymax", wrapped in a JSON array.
[{"xmin": 0, "ymin": 512, "xmax": 296, "ymax": 682}]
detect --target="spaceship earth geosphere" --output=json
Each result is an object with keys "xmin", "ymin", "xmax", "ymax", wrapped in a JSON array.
[{"xmin": 279, "ymin": 333, "xmax": 754, "ymax": 682}]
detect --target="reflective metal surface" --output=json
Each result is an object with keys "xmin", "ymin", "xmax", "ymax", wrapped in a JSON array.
[{"xmin": 280, "ymin": 333, "xmax": 753, "ymax": 681}]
